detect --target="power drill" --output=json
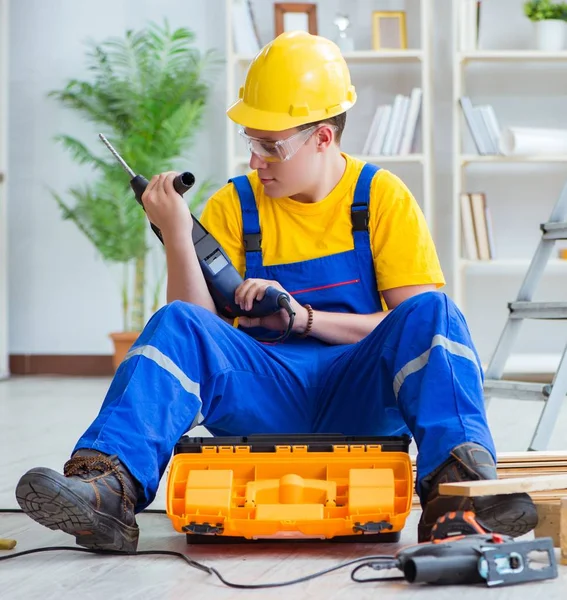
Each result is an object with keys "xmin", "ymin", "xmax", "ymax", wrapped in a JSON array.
[
  {"xmin": 395, "ymin": 511, "xmax": 557, "ymax": 587},
  {"xmin": 98, "ymin": 134, "xmax": 293, "ymax": 327}
]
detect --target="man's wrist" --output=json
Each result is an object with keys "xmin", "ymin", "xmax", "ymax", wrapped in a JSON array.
[
  {"xmin": 161, "ymin": 222, "xmax": 194, "ymax": 248},
  {"xmin": 295, "ymin": 304, "xmax": 314, "ymax": 338},
  {"xmin": 292, "ymin": 305, "xmax": 309, "ymax": 334}
]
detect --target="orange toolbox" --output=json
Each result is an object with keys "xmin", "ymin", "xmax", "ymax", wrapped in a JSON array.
[{"xmin": 166, "ymin": 434, "xmax": 413, "ymax": 543}]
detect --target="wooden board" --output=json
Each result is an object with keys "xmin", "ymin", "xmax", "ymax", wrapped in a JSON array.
[
  {"xmin": 534, "ymin": 498, "xmax": 567, "ymax": 566},
  {"xmin": 439, "ymin": 474, "xmax": 567, "ymax": 497}
]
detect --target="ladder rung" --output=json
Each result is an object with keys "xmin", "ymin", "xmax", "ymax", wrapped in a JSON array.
[
  {"xmin": 484, "ymin": 379, "xmax": 551, "ymax": 401},
  {"xmin": 509, "ymin": 301, "xmax": 567, "ymax": 319},
  {"xmin": 541, "ymin": 221, "xmax": 567, "ymax": 240}
]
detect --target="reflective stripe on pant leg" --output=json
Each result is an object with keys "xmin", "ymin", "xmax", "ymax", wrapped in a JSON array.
[
  {"xmin": 393, "ymin": 334, "xmax": 481, "ymax": 400},
  {"xmin": 124, "ymin": 344, "xmax": 204, "ymax": 427}
]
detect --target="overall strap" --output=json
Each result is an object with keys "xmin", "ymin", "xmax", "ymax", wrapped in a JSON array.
[
  {"xmin": 351, "ymin": 163, "xmax": 380, "ymax": 251},
  {"xmin": 228, "ymin": 175, "xmax": 263, "ymax": 270}
]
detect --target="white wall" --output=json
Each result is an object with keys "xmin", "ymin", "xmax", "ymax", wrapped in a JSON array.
[
  {"xmin": 7, "ymin": 0, "xmax": 226, "ymax": 354},
  {"xmin": 0, "ymin": 0, "xmax": 9, "ymax": 376},
  {"xmin": 6, "ymin": 0, "xmax": 567, "ymax": 363}
]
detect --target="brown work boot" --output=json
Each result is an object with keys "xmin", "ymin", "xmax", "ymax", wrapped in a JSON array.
[
  {"xmin": 418, "ymin": 442, "xmax": 538, "ymax": 543},
  {"xmin": 16, "ymin": 449, "xmax": 141, "ymax": 552}
]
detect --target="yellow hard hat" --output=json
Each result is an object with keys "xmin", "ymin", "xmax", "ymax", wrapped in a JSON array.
[{"xmin": 227, "ymin": 31, "xmax": 356, "ymax": 131}]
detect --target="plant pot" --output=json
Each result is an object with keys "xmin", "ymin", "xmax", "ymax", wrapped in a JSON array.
[
  {"xmin": 534, "ymin": 20, "xmax": 566, "ymax": 52},
  {"xmin": 109, "ymin": 331, "xmax": 140, "ymax": 371}
]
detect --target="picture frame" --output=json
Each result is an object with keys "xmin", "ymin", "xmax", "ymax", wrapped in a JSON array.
[
  {"xmin": 274, "ymin": 3, "xmax": 318, "ymax": 37},
  {"xmin": 372, "ymin": 11, "xmax": 407, "ymax": 50}
]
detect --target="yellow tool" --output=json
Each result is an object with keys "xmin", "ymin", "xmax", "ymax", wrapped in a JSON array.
[{"xmin": 0, "ymin": 539, "xmax": 16, "ymax": 550}]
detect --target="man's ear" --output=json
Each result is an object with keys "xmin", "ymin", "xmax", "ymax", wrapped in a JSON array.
[{"xmin": 314, "ymin": 125, "xmax": 336, "ymax": 151}]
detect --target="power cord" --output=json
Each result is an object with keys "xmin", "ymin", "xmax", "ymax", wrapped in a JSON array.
[
  {"xmin": 0, "ymin": 506, "xmax": 402, "ymax": 588},
  {"xmin": 1, "ymin": 508, "xmax": 405, "ymax": 588},
  {"xmin": 0, "ymin": 545, "xmax": 400, "ymax": 589},
  {"xmin": 254, "ymin": 295, "xmax": 296, "ymax": 343}
]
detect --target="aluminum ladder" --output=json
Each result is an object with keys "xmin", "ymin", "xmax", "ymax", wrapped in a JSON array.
[{"xmin": 483, "ymin": 181, "xmax": 567, "ymax": 451}]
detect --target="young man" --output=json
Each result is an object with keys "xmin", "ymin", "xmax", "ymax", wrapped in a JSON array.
[{"xmin": 16, "ymin": 31, "xmax": 537, "ymax": 551}]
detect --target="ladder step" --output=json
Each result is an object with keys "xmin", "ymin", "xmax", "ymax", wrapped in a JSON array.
[
  {"xmin": 541, "ymin": 221, "xmax": 567, "ymax": 240},
  {"xmin": 509, "ymin": 301, "xmax": 567, "ymax": 319},
  {"xmin": 484, "ymin": 379, "xmax": 551, "ymax": 401}
]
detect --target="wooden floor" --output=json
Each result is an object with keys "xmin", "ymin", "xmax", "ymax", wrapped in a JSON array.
[{"xmin": 1, "ymin": 376, "xmax": 567, "ymax": 599}]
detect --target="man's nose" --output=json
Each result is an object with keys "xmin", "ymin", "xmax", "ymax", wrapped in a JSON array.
[{"xmin": 249, "ymin": 152, "xmax": 268, "ymax": 170}]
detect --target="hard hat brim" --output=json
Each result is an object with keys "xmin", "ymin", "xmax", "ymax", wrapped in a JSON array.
[{"xmin": 226, "ymin": 98, "xmax": 355, "ymax": 132}]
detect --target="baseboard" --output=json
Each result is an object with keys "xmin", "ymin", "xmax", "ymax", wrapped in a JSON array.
[
  {"xmin": 6, "ymin": 354, "xmax": 556, "ymax": 382},
  {"xmin": 9, "ymin": 354, "xmax": 113, "ymax": 376}
]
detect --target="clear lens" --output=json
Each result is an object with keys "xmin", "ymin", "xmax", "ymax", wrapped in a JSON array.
[{"xmin": 239, "ymin": 126, "xmax": 319, "ymax": 162}]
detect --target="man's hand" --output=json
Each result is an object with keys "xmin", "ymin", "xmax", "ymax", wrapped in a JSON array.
[
  {"xmin": 141, "ymin": 172, "xmax": 193, "ymax": 242},
  {"xmin": 236, "ymin": 278, "xmax": 309, "ymax": 334}
]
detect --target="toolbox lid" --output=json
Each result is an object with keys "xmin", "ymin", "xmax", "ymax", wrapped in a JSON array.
[{"xmin": 174, "ymin": 433, "xmax": 411, "ymax": 454}]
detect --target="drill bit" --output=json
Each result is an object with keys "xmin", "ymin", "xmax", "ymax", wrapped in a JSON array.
[{"xmin": 98, "ymin": 133, "xmax": 135, "ymax": 178}]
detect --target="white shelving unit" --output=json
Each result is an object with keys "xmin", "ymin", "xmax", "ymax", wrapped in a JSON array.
[
  {"xmin": 452, "ymin": 3, "xmax": 567, "ymax": 311},
  {"xmin": 452, "ymin": 0, "xmax": 567, "ymax": 375},
  {"xmin": 0, "ymin": 0, "xmax": 9, "ymax": 379},
  {"xmin": 225, "ymin": 0, "xmax": 435, "ymax": 228}
]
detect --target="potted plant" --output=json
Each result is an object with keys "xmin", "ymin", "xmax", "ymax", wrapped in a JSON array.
[
  {"xmin": 49, "ymin": 21, "xmax": 219, "ymax": 369},
  {"xmin": 524, "ymin": 0, "xmax": 567, "ymax": 51}
]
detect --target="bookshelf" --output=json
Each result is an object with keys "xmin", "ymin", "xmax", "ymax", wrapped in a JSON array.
[
  {"xmin": 452, "ymin": 0, "xmax": 567, "ymax": 372},
  {"xmin": 225, "ymin": 0, "xmax": 436, "ymax": 228},
  {"xmin": 452, "ymin": 1, "xmax": 567, "ymax": 307},
  {"xmin": 0, "ymin": 0, "xmax": 8, "ymax": 379}
]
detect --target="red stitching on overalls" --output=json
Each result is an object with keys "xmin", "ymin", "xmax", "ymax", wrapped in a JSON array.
[{"xmin": 289, "ymin": 279, "xmax": 360, "ymax": 295}]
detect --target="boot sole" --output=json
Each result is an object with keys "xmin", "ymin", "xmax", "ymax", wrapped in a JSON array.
[
  {"xmin": 16, "ymin": 469, "xmax": 139, "ymax": 553},
  {"xmin": 474, "ymin": 492, "xmax": 539, "ymax": 538}
]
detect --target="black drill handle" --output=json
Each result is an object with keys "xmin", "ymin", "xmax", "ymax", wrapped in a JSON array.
[{"xmin": 130, "ymin": 172, "xmax": 195, "ymax": 244}]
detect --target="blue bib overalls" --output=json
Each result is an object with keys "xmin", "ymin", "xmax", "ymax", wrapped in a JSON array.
[{"xmin": 75, "ymin": 164, "xmax": 496, "ymax": 510}]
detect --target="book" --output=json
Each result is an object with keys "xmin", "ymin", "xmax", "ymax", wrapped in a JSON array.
[
  {"xmin": 460, "ymin": 97, "xmax": 498, "ymax": 155},
  {"xmin": 469, "ymin": 192, "xmax": 491, "ymax": 260},
  {"xmin": 481, "ymin": 105, "xmax": 502, "ymax": 155},
  {"xmin": 382, "ymin": 94, "xmax": 405, "ymax": 155},
  {"xmin": 362, "ymin": 105, "xmax": 386, "ymax": 155},
  {"xmin": 460, "ymin": 193, "xmax": 478, "ymax": 260},
  {"xmin": 399, "ymin": 88, "xmax": 423, "ymax": 155},
  {"xmin": 369, "ymin": 105, "xmax": 392, "ymax": 155},
  {"xmin": 392, "ymin": 96, "xmax": 410, "ymax": 155}
]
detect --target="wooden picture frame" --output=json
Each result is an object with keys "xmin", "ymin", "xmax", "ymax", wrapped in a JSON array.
[
  {"xmin": 372, "ymin": 11, "xmax": 407, "ymax": 50},
  {"xmin": 274, "ymin": 3, "xmax": 318, "ymax": 37}
]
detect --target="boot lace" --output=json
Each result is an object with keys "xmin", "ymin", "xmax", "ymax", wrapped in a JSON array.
[{"xmin": 64, "ymin": 454, "xmax": 131, "ymax": 515}]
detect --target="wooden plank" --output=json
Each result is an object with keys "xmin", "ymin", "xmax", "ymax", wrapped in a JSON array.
[
  {"xmin": 439, "ymin": 474, "xmax": 567, "ymax": 497},
  {"xmin": 534, "ymin": 502, "xmax": 562, "ymax": 546},
  {"xmin": 561, "ymin": 497, "xmax": 567, "ymax": 566},
  {"xmin": 534, "ymin": 498, "xmax": 567, "ymax": 566}
]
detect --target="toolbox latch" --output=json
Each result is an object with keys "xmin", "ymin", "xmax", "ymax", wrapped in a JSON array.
[
  {"xmin": 353, "ymin": 520, "xmax": 393, "ymax": 534},
  {"xmin": 183, "ymin": 522, "xmax": 224, "ymax": 535}
]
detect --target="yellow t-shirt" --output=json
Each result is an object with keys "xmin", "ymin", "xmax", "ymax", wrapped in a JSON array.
[{"xmin": 200, "ymin": 154, "xmax": 445, "ymax": 297}]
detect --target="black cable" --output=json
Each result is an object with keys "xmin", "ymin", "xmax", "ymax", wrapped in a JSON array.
[
  {"xmin": 0, "ymin": 545, "xmax": 400, "ymax": 589},
  {"xmin": 254, "ymin": 296, "xmax": 296, "ymax": 343},
  {"xmin": 350, "ymin": 560, "xmax": 405, "ymax": 583}
]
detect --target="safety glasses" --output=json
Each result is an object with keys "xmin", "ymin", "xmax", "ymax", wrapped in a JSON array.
[{"xmin": 239, "ymin": 125, "xmax": 324, "ymax": 163}]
